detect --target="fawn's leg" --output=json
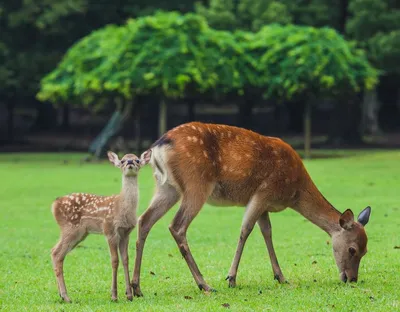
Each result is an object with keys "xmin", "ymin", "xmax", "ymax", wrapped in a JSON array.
[
  {"xmin": 226, "ymin": 194, "xmax": 265, "ymax": 288},
  {"xmin": 118, "ymin": 230, "xmax": 133, "ymax": 301},
  {"xmin": 107, "ymin": 236, "xmax": 119, "ymax": 301},
  {"xmin": 132, "ymin": 183, "xmax": 180, "ymax": 297},
  {"xmin": 257, "ymin": 211, "xmax": 286, "ymax": 283},
  {"xmin": 169, "ymin": 186, "xmax": 214, "ymax": 292},
  {"xmin": 51, "ymin": 229, "xmax": 87, "ymax": 303}
]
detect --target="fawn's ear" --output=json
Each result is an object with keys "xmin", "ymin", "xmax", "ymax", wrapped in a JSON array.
[
  {"xmin": 107, "ymin": 151, "xmax": 121, "ymax": 167},
  {"xmin": 357, "ymin": 206, "xmax": 371, "ymax": 226},
  {"xmin": 140, "ymin": 149, "xmax": 152, "ymax": 166},
  {"xmin": 339, "ymin": 209, "xmax": 355, "ymax": 230}
]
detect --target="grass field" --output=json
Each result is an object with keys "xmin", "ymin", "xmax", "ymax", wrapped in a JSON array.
[{"xmin": 0, "ymin": 150, "xmax": 399, "ymax": 311}]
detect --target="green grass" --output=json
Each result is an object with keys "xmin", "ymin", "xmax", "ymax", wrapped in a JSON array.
[{"xmin": 0, "ymin": 151, "xmax": 399, "ymax": 311}]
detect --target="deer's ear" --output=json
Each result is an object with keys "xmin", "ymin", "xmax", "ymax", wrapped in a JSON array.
[
  {"xmin": 339, "ymin": 209, "xmax": 355, "ymax": 230},
  {"xmin": 107, "ymin": 151, "xmax": 121, "ymax": 167},
  {"xmin": 357, "ymin": 206, "xmax": 371, "ymax": 226},
  {"xmin": 140, "ymin": 149, "xmax": 152, "ymax": 166}
]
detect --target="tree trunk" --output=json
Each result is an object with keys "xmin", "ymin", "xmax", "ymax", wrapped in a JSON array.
[
  {"xmin": 303, "ymin": 100, "xmax": 312, "ymax": 159},
  {"xmin": 61, "ymin": 104, "xmax": 70, "ymax": 130},
  {"xmin": 6, "ymin": 101, "xmax": 15, "ymax": 142},
  {"xmin": 361, "ymin": 88, "xmax": 381, "ymax": 135},
  {"xmin": 88, "ymin": 99, "xmax": 134, "ymax": 158},
  {"xmin": 159, "ymin": 98, "xmax": 167, "ymax": 137}
]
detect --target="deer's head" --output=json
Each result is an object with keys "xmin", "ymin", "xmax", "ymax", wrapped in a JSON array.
[
  {"xmin": 107, "ymin": 151, "xmax": 141, "ymax": 177},
  {"xmin": 331, "ymin": 206, "xmax": 371, "ymax": 283}
]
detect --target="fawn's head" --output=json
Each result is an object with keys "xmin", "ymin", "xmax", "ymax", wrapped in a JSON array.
[
  {"xmin": 107, "ymin": 151, "xmax": 141, "ymax": 177},
  {"xmin": 331, "ymin": 206, "xmax": 371, "ymax": 283}
]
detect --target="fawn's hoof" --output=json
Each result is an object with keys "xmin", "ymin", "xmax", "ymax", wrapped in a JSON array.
[
  {"xmin": 274, "ymin": 273, "xmax": 286, "ymax": 284},
  {"xmin": 126, "ymin": 294, "xmax": 133, "ymax": 301},
  {"xmin": 60, "ymin": 293, "xmax": 71, "ymax": 303},
  {"xmin": 226, "ymin": 275, "xmax": 236, "ymax": 288}
]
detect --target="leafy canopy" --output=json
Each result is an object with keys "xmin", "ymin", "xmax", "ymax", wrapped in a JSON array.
[
  {"xmin": 238, "ymin": 24, "xmax": 379, "ymax": 100},
  {"xmin": 38, "ymin": 11, "xmax": 244, "ymax": 104}
]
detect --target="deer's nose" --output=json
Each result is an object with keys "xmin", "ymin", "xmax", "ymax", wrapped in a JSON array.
[{"xmin": 127, "ymin": 160, "xmax": 134, "ymax": 165}]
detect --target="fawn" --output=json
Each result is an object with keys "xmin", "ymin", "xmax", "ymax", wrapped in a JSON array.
[
  {"xmin": 51, "ymin": 151, "xmax": 142, "ymax": 302},
  {"xmin": 132, "ymin": 121, "xmax": 372, "ymax": 296}
]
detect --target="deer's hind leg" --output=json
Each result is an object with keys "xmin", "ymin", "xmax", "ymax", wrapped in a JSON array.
[{"xmin": 51, "ymin": 227, "xmax": 87, "ymax": 303}]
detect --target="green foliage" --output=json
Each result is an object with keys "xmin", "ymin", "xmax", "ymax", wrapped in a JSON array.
[
  {"xmin": 196, "ymin": 0, "xmax": 292, "ymax": 32},
  {"xmin": 347, "ymin": 0, "xmax": 400, "ymax": 74},
  {"xmin": 240, "ymin": 24, "xmax": 378, "ymax": 100},
  {"xmin": 38, "ymin": 11, "xmax": 245, "ymax": 104},
  {"xmin": 37, "ymin": 24, "xmax": 128, "ymax": 105}
]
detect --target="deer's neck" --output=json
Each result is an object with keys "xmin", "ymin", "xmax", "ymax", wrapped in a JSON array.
[
  {"xmin": 296, "ymin": 180, "xmax": 342, "ymax": 236},
  {"xmin": 119, "ymin": 176, "xmax": 139, "ymax": 213}
]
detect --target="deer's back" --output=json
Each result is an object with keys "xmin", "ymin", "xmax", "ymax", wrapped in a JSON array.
[
  {"xmin": 51, "ymin": 193, "xmax": 118, "ymax": 230},
  {"xmin": 154, "ymin": 122, "xmax": 308, "ymax": 207}
]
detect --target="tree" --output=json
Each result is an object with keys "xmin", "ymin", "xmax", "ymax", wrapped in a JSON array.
[
  {"xmin": 242, "ymin": 24, "xmax": 378, "ymax": 157},
  {"xmin": 38, "ymin": 12, "xmax": 245, "ymax": 150},
  {"xmin": 347, "ymin": 0, "xmax": 400, "ymax": 135}
]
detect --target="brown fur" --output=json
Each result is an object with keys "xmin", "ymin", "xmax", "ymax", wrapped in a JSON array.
[
  {"xmin": 133, "ymin": 122, "xmax": 371, "ymax": 295},
  {"xmin": 51, "ymin": 152, "xmax": 142, "ymax": 302}
]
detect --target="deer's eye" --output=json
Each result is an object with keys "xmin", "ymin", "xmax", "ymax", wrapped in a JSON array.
[
  {"xmin": 349, "ymin": 247, "xmax": 356, "ymax": 256},
  {"xmin": 121, "ymin": 160, "xmax": 125, "ymax": 164}
]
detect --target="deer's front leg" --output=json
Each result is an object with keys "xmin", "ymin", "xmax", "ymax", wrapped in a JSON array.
[
  {"xmin": 118, "ymin": 231, "xmax": 133, "ymax": 301},
  {"xmin": 226, "ymin": 195, "xmax": 265, "ymax": 288},
  {"xmin": 107, "ymin": 237, "xmax": 119, "ymax": 301},
  {"xmin": 257, "ymin": 211, "xmax": 285, "ymax": 283},
  {"xmin": 131, "ymin": 183, "xmax": 180, "ymax": 297}
]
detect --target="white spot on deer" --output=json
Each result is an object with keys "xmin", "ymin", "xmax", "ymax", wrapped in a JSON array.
[
  {"xmin": 272, "ymin": 150, "xmax": 279, "ymax": 155},
  {"xmin": 223, "ymin": 165, "xmax": 228, "ymax": 171},
  {"xmin": 200, "ymin": 139, "xmax": 204, "ymax": 145},
  {"xmin": 228, "ymin": 131, "xmax": 232, "ymax": 138},
  {"xmin": 221, "ymin": 133, "xmax": 225, "ymax": 138},
  {"xmin": 191, "ymin": 125, "xmax": 196, "ymax": 130},
  {"xmin": 203, "ymin": 151, "xmax": 208, "ymax": 158},
  {"xmin": 82, "ymin": 196, "xmax": 86, "ymax": 201},
  {"xmin": 187, "ymin": 136, "xmax": 192, "ymax": 142},
  {"xmin": 218, "ymin": 156, "xmax": 222, "ymax": 161},
  {"xmin": 186, "ymin": 152, "xmax": 191, "ymax": 157},
  {"xmin": 192, "ymin": 136, "xmax": 198, "ymax": 143},
  {"xmin": 245, "ymin": 153, "xmax": 251, "ymax": 158}
]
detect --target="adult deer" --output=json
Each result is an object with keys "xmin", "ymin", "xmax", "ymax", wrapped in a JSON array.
[
  {"xmin": 51, "ymin": 152, "xmax": 142, "ymax": 302},
  {"xmin": 133, "ymin": 122, "xmax": 371, "ymax": 296}
]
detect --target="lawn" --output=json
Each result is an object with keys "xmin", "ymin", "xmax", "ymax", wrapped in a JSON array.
[{"xmin": 0, "ymin": 150, "xmax": 399, "ymax": 311}]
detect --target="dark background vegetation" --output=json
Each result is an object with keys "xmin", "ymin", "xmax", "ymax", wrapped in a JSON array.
[{"xmin": 0, "ymin": 0, "xmax": 399, "ymax": 156}]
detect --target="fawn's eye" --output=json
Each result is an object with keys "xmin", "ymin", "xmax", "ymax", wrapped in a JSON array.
[
  {"xmin": 135, "ymin": 159, "xmax": 140, "ymax": 164},
  {"xmin": 121, "ymin": 160, "xmax": 125, "ymax": 164}
]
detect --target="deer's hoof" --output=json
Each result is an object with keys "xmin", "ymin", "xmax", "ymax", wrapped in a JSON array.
[
  {"xmin": 274, "ymin": 273, "xmax": 286, "ymax": 284},
  {"xmin": 226, "ymin": 275, "xmax": 236, "ymax": 288}
]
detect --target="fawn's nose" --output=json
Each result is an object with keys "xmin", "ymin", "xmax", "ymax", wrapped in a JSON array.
[{"xmin": 127, "ymin": 160, "xmax": 134, "ymax": 165}]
